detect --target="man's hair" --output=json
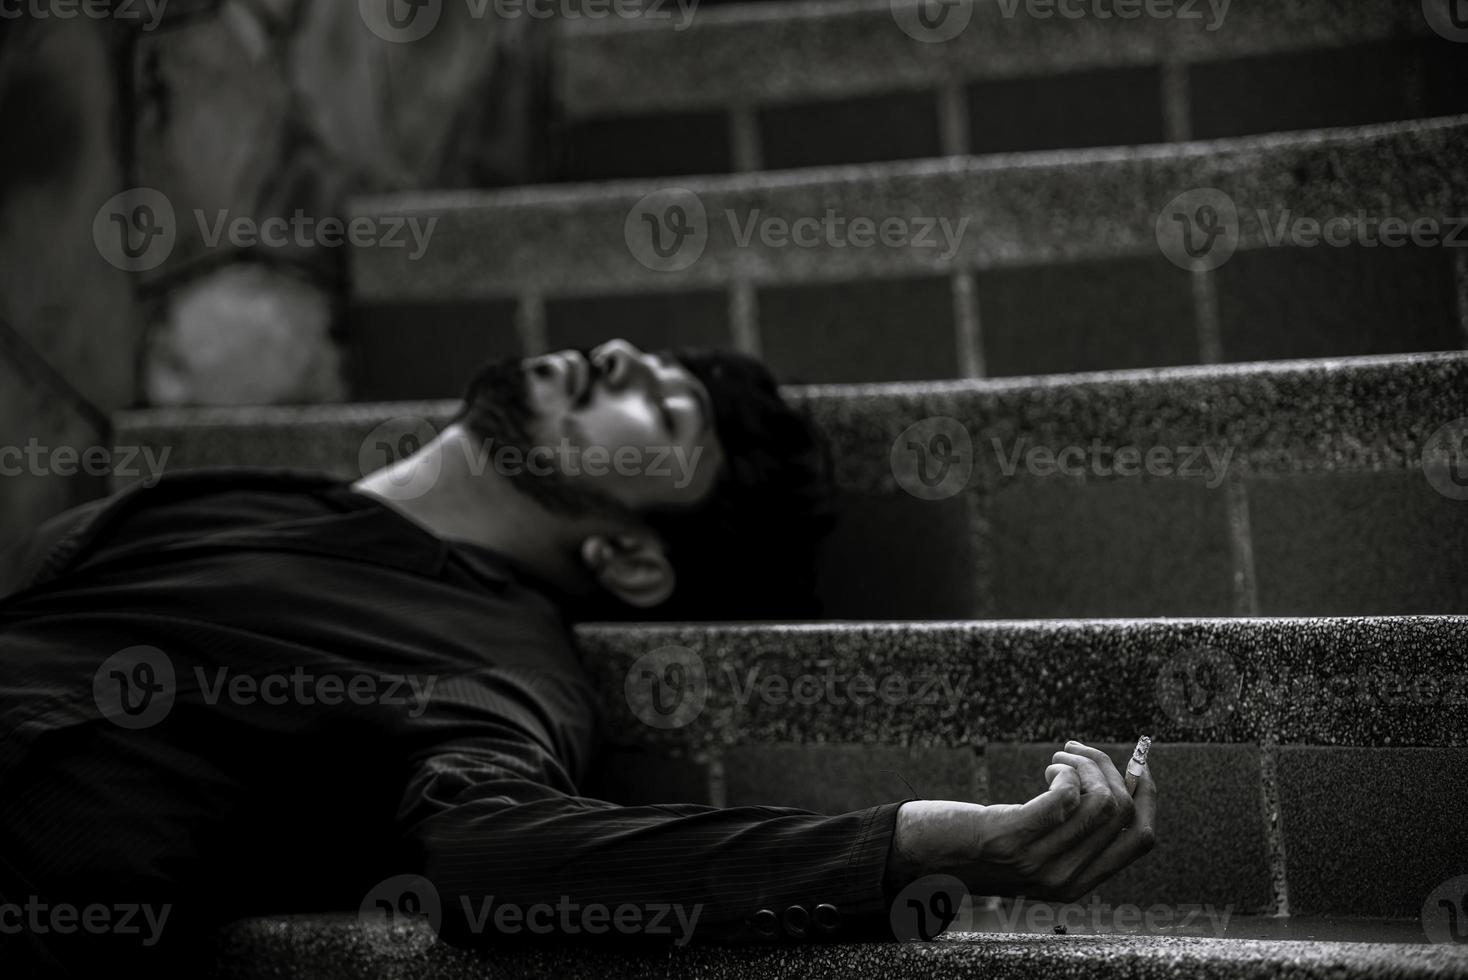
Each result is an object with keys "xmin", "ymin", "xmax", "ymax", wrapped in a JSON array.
[{"xmin": 641, "ymin": 347, "xmax": 837, "ymax": 620}]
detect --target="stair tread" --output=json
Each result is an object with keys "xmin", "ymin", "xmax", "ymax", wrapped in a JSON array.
[
  {"xmin": 346, "ymin": 115, "xmax": 1468, "ymax": 300},
  {"xmin": 554, "ymin": 0, "xmax": 1432, "ymax": 119},
  {"xmin": 209, "ymin": 913, "xmax": 1468, "ymax": 979}
]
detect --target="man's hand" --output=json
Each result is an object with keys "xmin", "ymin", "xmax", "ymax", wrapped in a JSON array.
[{"xmin": 886, "ymin": 740, "xmax": 1156, "ymax": 903}]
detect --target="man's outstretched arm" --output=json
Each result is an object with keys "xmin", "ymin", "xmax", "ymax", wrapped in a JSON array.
[{"xmin": 397, "ymin": 717, "xmax": 1157, "ymax": 947}]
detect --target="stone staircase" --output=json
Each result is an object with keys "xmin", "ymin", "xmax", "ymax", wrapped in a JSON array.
[{"xmin": 108, "ymin": 0, "xmax": 1468, "ymax": 974}]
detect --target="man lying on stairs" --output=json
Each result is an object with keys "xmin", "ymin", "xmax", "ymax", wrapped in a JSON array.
[{"xmin": 0, "ymin": 338, "xmax": 1157, "ymax": 975}]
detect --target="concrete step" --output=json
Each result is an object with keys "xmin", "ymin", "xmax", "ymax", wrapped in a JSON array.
[
  {"xmin": 111, "ymin": 351, "xmax": 1468, "ymax": 619},
  {"xmin": 208, "ymin": 915, "xmax": 1468, "ymax": 980},
  {"xmin": 551, "ymin": 0, "xmax": 1468, "ymax": 177},
  {"xmin": 346, "ymin": 116, "xmax": 1468, "ymax": 393},
  {"xmin": 572, "ymin": 616, "xmax": 1468, "ymax": 923},
  {"xmin": 197, "ymin": 615, "xmax": 1468, "ymax": 971}
]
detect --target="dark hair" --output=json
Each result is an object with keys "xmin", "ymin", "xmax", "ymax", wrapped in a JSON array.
[{"xmin": 634, "ymin": 348, "xmax": 838, "ymax": 620}]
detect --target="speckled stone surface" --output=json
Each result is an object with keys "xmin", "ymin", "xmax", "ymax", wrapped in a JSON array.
[
  {"xmin": 348, "ymin": 116, "xmax": 1468, "ymax": 300},
  {"xmin": 1276, "ymin": 747, "xmax": 1468, "ymax": 918},
  {"xmin": 571, "ymin": 618, "xmax": 1468, "ymax": 756},
  {"xmin": 206, "ymin": 914, "xmax": 1468, "ymax": 980},
  {"xmin": 1245, "ymin": 470, "xmax": 1468, "ymax": 616},
  {"xmin": 801, "ymin": 351, "xmax": 1468, "ymax": 494},
  {"xmin": 555, "ymin": 0, "xmax": 1430, "ymax": 116},
  {"xmin": 110, "ymin": 351, "xmax": 1468, "ymax": 496}
]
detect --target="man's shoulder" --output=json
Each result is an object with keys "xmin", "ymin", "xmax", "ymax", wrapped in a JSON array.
[{"xmin": 0, "ymin": 467, "xmax": 352, "ymax": 601}]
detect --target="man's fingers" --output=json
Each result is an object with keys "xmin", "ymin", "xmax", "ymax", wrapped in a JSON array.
[
  {"xmin": 1017, "ymin": 764, "xmax": 1081, "ymax": 833},
  {"xmin": 1062, "ymin": 741, "xmax": 1127, "ymax": 803},
  {"xmin": 1049, "ymin": 751, "xmax": 1111, "ymax": 807},
  {"xmin": 1067, "ymin": 764, "xmax": 1159, "ymax": 898},
  {"xmin": 1030, "ymin": 750, "xmax": 1129, "ymax": 863}
]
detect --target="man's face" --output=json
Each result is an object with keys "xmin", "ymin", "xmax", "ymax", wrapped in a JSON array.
[{"xmin": 515, "ymin": 339, "xmax": 725, "ymax": 514}]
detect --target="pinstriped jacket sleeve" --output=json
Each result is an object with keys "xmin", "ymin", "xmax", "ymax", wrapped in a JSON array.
[{"xmin": 395, "ymin": 666, "xmax": 909, "ymax": 947}]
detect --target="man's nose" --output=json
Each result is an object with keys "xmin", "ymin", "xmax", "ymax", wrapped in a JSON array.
[{"xmin": 599, "ymin": 339, "xmax": 655, "ymax": 391}]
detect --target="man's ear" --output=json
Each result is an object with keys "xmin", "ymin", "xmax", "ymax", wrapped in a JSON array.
[{"xmin": 579, "ymin": 533, "xmax": 676, "ymax": 609}]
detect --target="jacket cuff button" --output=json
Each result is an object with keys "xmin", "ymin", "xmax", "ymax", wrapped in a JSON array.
[
  {"xmin": 814, "ymin": 903, "xmax": 841, "ymax": 933},
  {"xmin": 782, "ymin": 904, "xmax": 810, "ymax": 939},
  {"xmin": 751, "ymin": 908, "xmax": 779, "ymax": 938}
]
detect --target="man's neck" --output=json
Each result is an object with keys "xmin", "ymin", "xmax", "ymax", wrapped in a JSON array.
[{"xmin": 350, "ymin": 425, "xmax": 591, "ymax": 593}]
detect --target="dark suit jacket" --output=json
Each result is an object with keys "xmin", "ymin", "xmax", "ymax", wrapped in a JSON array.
[{"xmin": 0, "ymin": 469, "xmax": 913, "ymax": 974}]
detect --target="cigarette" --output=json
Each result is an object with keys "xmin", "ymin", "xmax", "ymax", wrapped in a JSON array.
[{"xmin": 1124, "ymin": 735, "xmax": 1152, "ymax": 794}]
